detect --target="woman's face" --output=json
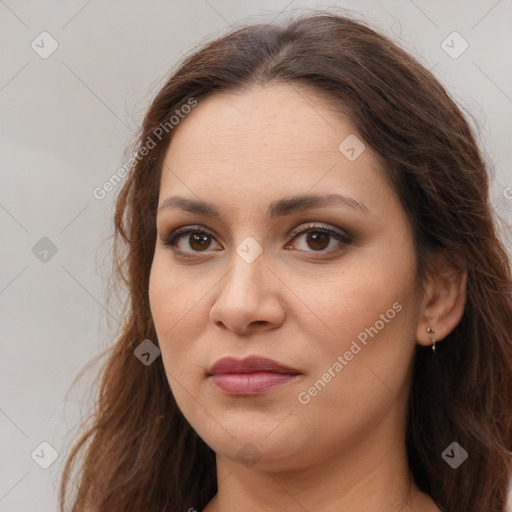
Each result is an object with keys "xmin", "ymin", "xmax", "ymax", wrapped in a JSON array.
[{"xmin": 149, "ymin": 84, "xmax": 424, "ymax": 471}]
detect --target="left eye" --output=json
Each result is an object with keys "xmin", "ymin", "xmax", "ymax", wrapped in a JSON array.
[
  {"xmin": 160, "ymin": 224, "xmax": 352, "ymax": 256},
  {"xmin": 287, "ymin": 225, "xmax": 352, "ymax": 253}
]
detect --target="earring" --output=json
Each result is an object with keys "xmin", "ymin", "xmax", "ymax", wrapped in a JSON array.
[{"xmin": 426, "ymin": 327, "xmax": 436, "ymax": 352}]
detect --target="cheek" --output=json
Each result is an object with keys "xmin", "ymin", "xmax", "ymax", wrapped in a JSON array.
[
  {"xmin": 294, "ymin": 302, "xmax": 416, "ymax": 458},
  {"xmin": 296, "ymin": 258, "xmax": 414, "ymax": 351},
  {"xmin": 149, "ymin": 257, "xmax": 175, "ymax": 341},
  {"xmin": 149, "ymin": 252, "xmax": 203, "ymax": 334},
  {"xmin": 148, "ymin": 252, "xmax": 211, "ymax": 386},
  {"xmin": 149, "ymin": 256, "xmax": 188, "ymax": 370},
  {"xmin": 295, "ymin": 250, "xmax": 418, "ymax": 405}
]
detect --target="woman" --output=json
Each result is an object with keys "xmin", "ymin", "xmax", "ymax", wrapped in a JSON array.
[{"xmin": 59, "ymin": 11, "xmax": 512, "ymax": 512}]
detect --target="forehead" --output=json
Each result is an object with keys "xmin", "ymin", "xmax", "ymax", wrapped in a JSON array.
[
  {"xmin": 166, "ymin": 84, "xmax": 348, "ymax": 160},
  {"xmin": 158, "ymin": 84, "xmax": 397, "ymax": 219}
]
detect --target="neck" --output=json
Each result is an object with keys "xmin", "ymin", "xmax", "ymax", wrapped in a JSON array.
[{"xmin": 204, "ymin": 409, "xmax": 438, "ymax": 512}]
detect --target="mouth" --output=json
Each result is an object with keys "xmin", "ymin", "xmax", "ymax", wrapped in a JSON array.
[{"xmin": 207, "ymin": 355, "xmax": 301, "ymax": 396}]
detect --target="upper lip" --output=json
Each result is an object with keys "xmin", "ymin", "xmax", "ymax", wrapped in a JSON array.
[{"xmin": 207, "ymin": 356, "xmax": 300, "ymax": 376}]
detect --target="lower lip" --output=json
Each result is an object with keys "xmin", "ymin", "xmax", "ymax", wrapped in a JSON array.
[{"xmin": 210, "ymin": 372, "xmax": 299, "ymax": 395}]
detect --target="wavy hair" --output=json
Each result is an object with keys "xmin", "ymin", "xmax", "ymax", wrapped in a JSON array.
[{"xmin": 59, "ymin": 11, "xmax": 512, "ymax": 512}]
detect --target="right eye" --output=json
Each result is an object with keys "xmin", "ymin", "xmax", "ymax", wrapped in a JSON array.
[{"xmin": 160, "ymin": 225, "xmax": 221, "ymax": 255}]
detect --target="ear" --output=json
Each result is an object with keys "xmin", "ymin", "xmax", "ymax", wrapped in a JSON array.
[{"xmin": 416, "ymin": 251, "xmax": 467, "ymax": 348}]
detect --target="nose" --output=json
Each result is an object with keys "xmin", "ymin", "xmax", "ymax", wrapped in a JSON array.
[{"xmin": 209, "ymin": 250, "xmax": 286, "ymax": 336}]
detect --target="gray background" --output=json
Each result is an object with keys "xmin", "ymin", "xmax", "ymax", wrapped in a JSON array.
[{"xmin": 1, "ymin": 1, "xmax": 511, "ymax": 511}]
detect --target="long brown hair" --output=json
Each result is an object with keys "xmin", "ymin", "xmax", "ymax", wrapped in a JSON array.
[{"xmin": 59, "ymin": 11, "xmax": 512, "ymax": 512}]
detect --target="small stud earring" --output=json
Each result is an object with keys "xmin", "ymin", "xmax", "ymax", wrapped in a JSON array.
[{"xmin": 426, "ymin": 327, "xmax": 436, "ymax": 352}]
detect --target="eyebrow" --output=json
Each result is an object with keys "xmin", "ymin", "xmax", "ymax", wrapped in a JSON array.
[{"xmin": 157, "ymin": 193, "xmax": 370, "ymax": 217}]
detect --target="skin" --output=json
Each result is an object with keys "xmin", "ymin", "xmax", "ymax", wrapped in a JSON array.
[{"xmin": 148, "ymin": 83, "xmax": 467, "ymax": 512}]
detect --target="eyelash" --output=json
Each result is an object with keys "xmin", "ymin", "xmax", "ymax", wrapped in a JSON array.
[{"xmin": 159, "ymin": 223, "xmax": 353, "ymax": 258}]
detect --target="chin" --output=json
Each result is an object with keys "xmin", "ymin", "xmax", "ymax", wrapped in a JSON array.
[{"xmin": 189, "ymin": 414, "xmax": 313, "ymax": 471}]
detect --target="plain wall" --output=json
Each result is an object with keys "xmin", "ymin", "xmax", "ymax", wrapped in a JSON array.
[{"xmin": 1, "ymin": 1, "xmax": 511, "ymax": 510}]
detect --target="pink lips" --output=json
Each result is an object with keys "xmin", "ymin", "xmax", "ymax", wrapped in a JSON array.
[{"xmin": 207, "ymin": 356, "xmax": 301, "ymax": 395}]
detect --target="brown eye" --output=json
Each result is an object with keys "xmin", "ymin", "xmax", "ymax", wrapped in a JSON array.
[
  {"xmin": 161, "ymin": 223, "xmax": 352, "ymax": 258},
  {"xmin": 188, "ymin": 232, "xmax": 212, "ymax": 251},
  {"xmin": 286, "ymin": 224, "xmax": 353, "ymax": 254},
  {"xmin": 304, "ymin": 231, "xmax": 330, "ymax": 251},
  {"xmin": 160, "ymin": 226, "xmax": 220, "ymax": 254}
]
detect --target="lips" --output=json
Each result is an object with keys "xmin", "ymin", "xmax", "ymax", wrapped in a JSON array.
[
  {"xmin": 207, "ymin": 356, "xmax": 301, "ymax": 395},
  {"xmin": 208, "ymin": 356, "xmax": 300, "ymax": 375}
]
